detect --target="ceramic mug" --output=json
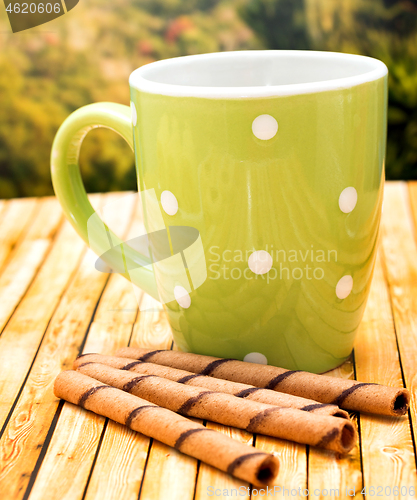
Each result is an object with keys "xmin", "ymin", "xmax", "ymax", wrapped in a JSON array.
[{"xmin": 51, "ymin": 50, "xmax": 387, "ymax": 373}]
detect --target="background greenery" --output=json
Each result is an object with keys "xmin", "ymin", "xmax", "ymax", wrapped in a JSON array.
[{"xmin": 0, "ymin": 0, "xmax": 416, "ymax": 198}]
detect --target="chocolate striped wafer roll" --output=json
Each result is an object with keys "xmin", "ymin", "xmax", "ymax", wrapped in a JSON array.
[
  {"xmin": 73, "ymin": 354, "xmax": 349, "ymax": 419},
  {"xmin": 54, "ymin": 370, "xmax": 279, "ymax": 487},
  {"xmin": 114, "ymin": 348, "xmax": 410, "ymax": 416},
  {"xmin": 76, "ymin": 362, "xmax": 356, "ymax": 453}
]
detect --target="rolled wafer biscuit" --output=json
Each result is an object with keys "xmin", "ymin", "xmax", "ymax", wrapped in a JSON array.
[
  {"xmin": 73, "ymin": 354, "xmax": 349, "ymax": 419},
  {"xmin": 54, "ymin": 370, "xmax": 279, "ymax": 487},
  {"xmin": 76, "ymin": 362, "xmax": 356, "ymax": 453},
  {"xmin": 114, "ymin": 348, "xmax": 410, "ymax": 416}
]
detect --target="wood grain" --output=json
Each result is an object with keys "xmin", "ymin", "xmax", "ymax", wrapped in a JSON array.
[
  {"xmin": 381, "ymin": 183, "xmax": 417, "ymax": 451},
  {"xmin": 79, "ymin": 299, "xmax": 174, "ymax": 500},
  {"xmin": 254, "ymin": 437, "xmax": 307, "ymax": 498},
  {"xmin": 27, "ymin": 324, "xmax": 135, "ymax": 500},
  {"xmin": 30, "ymin": 192, "xmax": 172, "ymax": 500},
  {"xmin": 82, "ymin": 199, "xmax": 172, "ymax": 500},
  {"xmin": 0, "ymin": 184, "xmax": 416, "ymax": 500},
  {"xmin": 28, "ymin": 403, "xmax": 106, "ymax": 500},
  {"xmin": 27, "ymin": 194, "xmax": 139, "ymax": 500},
  {"xmin": 130, "ymin": 295, "xmax": 173, "ymax": 350},
  {"xmin": 0, "ymin": 198, "xmax": 62, "ymax": 334},
  {"xmin": 0, "ymin": 196, "xmax": 101, "ymax": 431},
  {"xmin": 0, "ymin": 197, "xmax": 39, "ymax": 272},
  {"xmin": 355, "ymin": 251, "xmax": 417, "ymax": 494},
  {"xmin": 194, "ymin": 422, "xmax": 252, "ymax": 500},
  {"xmin": 19, "ymin": 197, "xmax": 62, "ymax": 241},
  {"xmin": 28, "ymin": 313, "xmax": 141, "ymax": 500},
  {"xmin": 139, "ymin": 436, "xmax": 198, "ymax": 500},
  {"xmin": 307, "ymin": 357, "xmax": 363, "ymax": 500},
  {"xmin": 123, "ymin": 283, "xmax": 195, "ymax": 500},
  {"xmin": 0, "ymin": 193, "xmax": 131, "ymax": 500},
  {"xmin": 85, "ymin": 421, "xmax": 150, "ymax": 500},
  {"xmin": 0, "ymin": 199, "xmax": 7, "ymax": 220},
  {"xmin": 32, "ymin": 193, "xmax": 171, "ymax": 500},
  {"xmin": 0, "ymin": 240, "xmax": 49, "ymax": 333}
]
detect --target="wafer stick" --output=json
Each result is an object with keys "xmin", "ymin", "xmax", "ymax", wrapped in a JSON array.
[
  {"xmin": 76, "ymin": 362, "xmax": 356, "ymax": 453},
  {"xmin": 114, "ymin": 348, "xmax": 410, "ymax": 416},
  {"xmin": 73, "ymin": 354, "xmax": 349, "ymax": 419},
  {"xmin": 54, "ymin": 370, "xmax": 279, "ymax": 487}
]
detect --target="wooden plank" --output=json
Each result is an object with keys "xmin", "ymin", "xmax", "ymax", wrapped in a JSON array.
[
  {"xmin": 194, "ymin": 423, "xmax": 251, "ymax": 500},
  {"xmin": 0, "ymin": 198, "xmax": 38, "ymax": 241},
  {"xmin": 0, "ymin": 199, "xmax": 9, "ymax": 233},
  {"xmin": 1, "ymin": 181, "xmax": 416, "ymax": 499},
  {"xmin": 0, "ymin": 193, "xmax": 133, "ymax": 500},
  {"xmin": 28, "ymin": 206, "xmax": 140, "ymax": 500},
  {"xmin": 129, "ymin": 296, "xmax": 172, "ymax": 350},
  {"xmin": 139, "ymin": 439, "xmax": 198, "ymax": 500},
  {"xmin": 29, "ymin": 403, "xmax": 106, "ymax": 500},
  {"xmin": 28, "ymin": 281, "xmax": 141, "ymax": 500},
  {"xmin": 83, "ymin": 297, "xmax": 174, "ymax": 500},
  {"xmin": 92, "ymin": 274, "xmax": 139, "ymax": 327},
  {"xmin": 78, "ymin": 286, "xmax": 174, "ymax": 500},
  {"xmin": 83, "ymin": 191, "xmax": 140, "ymax": 330},
  {"xmin": 26, "ymin": 324, "xmax": 135, "ymax": 500},
  {"xmin": 0, "ymin": 198, "xmax": 63, "ymax": 334},
  {"xmin": 254, "ymin": 438, "xmax": 307, "ymax": 498},
  {"xmin": 85, "ymin": 420, "xmax": 150, "ymax": 500},
  {"xmin": 0, "ymin": 197, "xmax": 39, "ymax": 272},
  {"xmin": 408, "ymin": 181, "xmax": 417, "ymax": 227},
  {"xmin": 381, "ymin": 182, "xmax": 417, "ymax": 459},
  {"xmin": 129, "ymin": 299, "xmax": 193, "ymax": 500},
  {"xmin": 307, "ymin": 358, "xmax": 362, "ymax": 500},
  {"xmin": 0, "ymin": 197, "xmax": 101, "ymax": 431},
  {"xmin": 0, "ymin": 240, "xmax": 50, "ymax": 334},
  {"xmin": 355, "ymin": 251, "xmax": 416, "ymax": 494},
  {"xmin": 21, "ymin": 197, "xmax": 62, "ymax": 241},
  {"xmin": 28, "ymin": 193, "xmax": 145, "ymax": 500}
]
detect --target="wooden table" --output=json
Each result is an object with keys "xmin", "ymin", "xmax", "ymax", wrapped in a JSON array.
[{"xmin": 0, "ymin": 181, "xmax": 416, "ymax": 500}]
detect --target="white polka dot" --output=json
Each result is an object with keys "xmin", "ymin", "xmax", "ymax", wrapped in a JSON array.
[
  {"xmin": 130, "ymin": 101, "xmax": 137, "ymax": 126},
  {"xmin": 252, "ymin": 114, "xmax": 278, "ymax": 140},
  {"xmin": 339, "ymin": 187, "xmax": 357, "ymax": 213},
  {"xmin": 174, "ymin": 285, "xmax": 191, "ymax": 308},
  {"xmin": 336, "ymin": 275, "xmax": 353, "ymax": 299},
  {"xmin": 243, "ymin": 352, "xmax": 268, "ymax": 365},
  {"xmin": 248, "ymin": 250, "xmax": 273, "ymax": 275},
  {"xmin": 161, "ymin": 190, "xmax": 178, "ymax": 216}
]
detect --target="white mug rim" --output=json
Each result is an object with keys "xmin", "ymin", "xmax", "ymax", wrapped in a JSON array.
[{"xmin": 129, "ymin": 50, "xmax": 387, "ymax": 99}]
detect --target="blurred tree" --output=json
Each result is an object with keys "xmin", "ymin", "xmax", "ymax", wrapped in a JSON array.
[
  {"xmin": 0, "ymin": 0, "xmax": 260, "ymax": 198},
  {"xmin": 239, "ymin": 0, "xmax": 309, "ymax": 50},
  {"xmin": 1, "ymin": 0, "xmax": 416, "ymax": 198},
  {"xmin": 136, "ymin": 0, "xmax": 221, "ymax": 17}
]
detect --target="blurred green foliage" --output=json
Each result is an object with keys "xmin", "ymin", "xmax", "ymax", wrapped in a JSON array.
[
  {"xmin": 0, "ymin": 0, "xmax": 259, "ymax": 198},
  {"xmin": 240, "ymin": 0, "xmax": 310, "ymax": 50},
  {"xmin": 0, "ymin": 0, "xmax": 416, "ymax": 198}
]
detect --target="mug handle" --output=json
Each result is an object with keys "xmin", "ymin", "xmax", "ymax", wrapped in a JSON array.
[{"xmin": 51, "ymin": 102, "xmax": 159, "ymax": 300}]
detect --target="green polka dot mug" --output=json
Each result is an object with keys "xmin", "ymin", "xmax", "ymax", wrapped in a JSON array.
[{"xmin": 51, "ymin": 51, "xmax": 387, "ymax": 373}]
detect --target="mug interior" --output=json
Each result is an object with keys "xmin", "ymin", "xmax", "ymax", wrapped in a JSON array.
[{"xmin": 130, "ymin": 50, "xmax": 387, "ymax": 97}]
